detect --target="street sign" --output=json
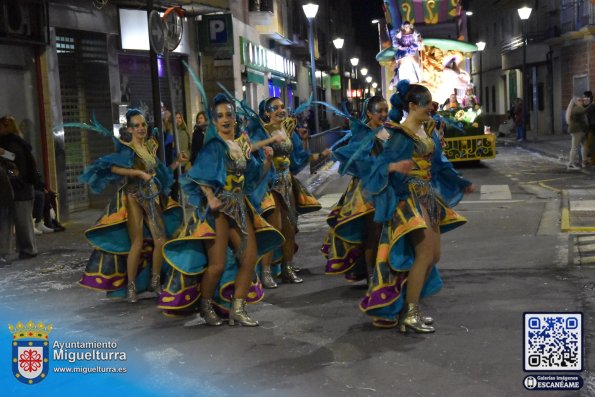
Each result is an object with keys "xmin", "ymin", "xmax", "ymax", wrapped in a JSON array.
[
  {"xmin": 148, "ymin": 11, "xmax": 164, "ymax": 54},
  {"xmin": 198, "ymin": 14, "xmax": 233, "ymax": 56}
]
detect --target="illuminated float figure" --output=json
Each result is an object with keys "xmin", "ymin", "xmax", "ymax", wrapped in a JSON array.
[{"xmin": 389, "ymin": 21, "xmax": 422, "ymax": 88}]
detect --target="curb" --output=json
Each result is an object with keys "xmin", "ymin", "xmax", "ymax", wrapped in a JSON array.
[
  {"xmin": 296, "ymin": 160, "xmax": 340, "ymax": 198},
  {"xmin": 497, "ymin": 137, "xmax": 568, "ymax": 163},
  {"xmin": 561, "ymin": 189, "xmax": 595, "ymax": 233}
]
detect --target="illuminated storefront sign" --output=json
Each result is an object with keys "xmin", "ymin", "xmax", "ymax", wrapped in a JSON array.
[{"xmin": 240, "ymin": 37, "xmax": 296, "ymax": 81}]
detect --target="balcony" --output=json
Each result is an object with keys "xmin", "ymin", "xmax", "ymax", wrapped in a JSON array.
[
  {"xmin": 248, "ymin": 0, "xmax": 293, "ymax": 45},
  {"xmin": 560, "ymin": 0, "xmax": 595, "ymax": 34},
  {"xmin": 501, "ymin": 34, "xmax": 550, "ymax": 70}
]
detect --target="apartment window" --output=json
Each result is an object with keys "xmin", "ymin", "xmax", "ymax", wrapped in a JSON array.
[
  {"xmin": 249, "ymin": 0, "xmax": 273, "ymax": 12},
  {"xmin": 492, "ymin": 86, "xmax": 496, "ymax": 113},
  {"xmin": 485, "ymin": 86, "xmax": 490, "ymax": 113}
]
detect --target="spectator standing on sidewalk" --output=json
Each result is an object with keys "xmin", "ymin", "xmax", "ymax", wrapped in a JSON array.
[
  {"xmin": 565, "ymin": 97, "xmax": 589, "ymax": 170},
  {"xmin": 0, "ymin": 115, "xmax": 38, "ymax": 260},
  {"xmin": 174, "ymin": 111, "xmax": 191, "ymax": 171},
  {"xmin": 514, "ymin": 98, "xmax": 525, "ymax": 142},
  {"xmin": 583, "ymin": 91, "xmax": 595, "ymax": 166},
  {"xmin": 0, "ymin": 150, "xmax": 14, "ymax": 264},
  {"xmin": 190, "ymin": 111, "xmax": 208, "ymax": 165}
]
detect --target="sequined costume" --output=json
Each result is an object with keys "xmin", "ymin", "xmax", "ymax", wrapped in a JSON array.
[
  {"xmin": 247, "ymin": 116, "xmax": 321, "ymax": 277},
  {"xmin": 358, "ymin": 120, "xmax": 470, "ymax": 323},
  {"xmin": 159, "ymin": 125, "xmax": 283, "ymax": 315},
  {"xmin": 321, "ymin": 120, "xmax": 386, "ymax": 281},
  {"xmin": 265, "ymin": 117, "xmax": 321, "ymax": 226},
  {"xmin": 78, "ymin": 137, "xmax": 182, "ymax": 298},
  {"xmin": 393, "ymin": 30, "xmax": 419, "ymax": 60}
]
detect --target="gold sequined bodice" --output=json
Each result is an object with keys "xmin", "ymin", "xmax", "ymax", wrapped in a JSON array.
[
  {"xmin": 265, "ymin": 118, "xmax": 296, "ymax": 171},
  {"xmin": 224, "ymin": 133, "xmax": 250, "ymax": 193}
]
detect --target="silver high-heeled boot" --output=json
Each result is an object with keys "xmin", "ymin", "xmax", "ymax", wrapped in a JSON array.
[
  {"xmin": 229, "ymin": 298, "xmax": 259, "ymax": 326},
  {"xmin": 399, "ymin": 303, "xmax": 435, "ymax": 333},
  {"xmin": 261, "ymin": 267, "xmax": 278, "ymax": 289},
  {"xmin": 421, "ymin": 313, "xmax": 434, "ymax": 325},
  {"xmin": 127, "ymin": 281, "xmax": 138, "ymax": 303},
  {"xmin": 150, "ymin": 273, "xmax": 163, "ymax": 295},
  {"xmin": 281, "ymin": 262, "xmax": 303, "ymax": 283},
  {"xmin": 198, "ymin": 297, "xmax": 223, "ymax": 326}
]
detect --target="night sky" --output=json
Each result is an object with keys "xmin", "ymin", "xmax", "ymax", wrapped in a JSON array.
[{"xmin": 350, "ymin": 0, "xmax": 385, "ymax": 82}]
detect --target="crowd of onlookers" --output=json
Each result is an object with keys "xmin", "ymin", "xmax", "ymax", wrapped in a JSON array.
[{"xmin": 0, "ymin": 115, "xmax": 65, "ymax": 265}]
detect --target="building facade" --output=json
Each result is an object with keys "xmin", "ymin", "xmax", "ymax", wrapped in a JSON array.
[{"xmin": 0, "ymin": 0, "xmax": 362, "ymax": 216}]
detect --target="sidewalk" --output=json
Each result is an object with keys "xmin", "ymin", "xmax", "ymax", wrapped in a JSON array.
[{"xmin": 498, "ymin": 132, "xmax": 587, "ymax": 167}]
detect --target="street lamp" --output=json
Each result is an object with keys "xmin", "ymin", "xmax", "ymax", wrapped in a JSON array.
[
  {"xmin": 303, "ymin": 2, "xmax": 319, "ymax": 134},
  {"xmin": 365, "ymin": 76, "xmax": 373, "ymax": 98},
  {"xmin": 333, "ymin": 37, "xmax": 345, "ymax": 103},
  {"xmin": 476, "ymin": 41, "xmax": 486, "ymax": 107},
  {"xmin": 518, "ymin": 6, "xmax": 532, "ymax": 141},
  {"xmin": 350, "ymin": 57, "xmax": 359, "ymax": 110},
  {"xmin": 360, "ymin": 68, "xmax": 368, "ymax": 77}
]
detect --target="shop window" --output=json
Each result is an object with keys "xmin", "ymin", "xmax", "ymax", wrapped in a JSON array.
[{"xmin": 268, "ymin": 81, "xmax": 281, "ymax": 98}]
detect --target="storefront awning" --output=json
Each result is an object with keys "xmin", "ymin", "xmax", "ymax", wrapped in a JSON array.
[
  {"xmin": 246, "ymin": 69, "xmax": 265, "ymax": 85},
  {"xmin": 270, "ymin": 75, "xmax": 286, "ymax": 87}
]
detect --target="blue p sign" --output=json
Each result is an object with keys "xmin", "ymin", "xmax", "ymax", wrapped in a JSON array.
[{"xmin": 209, "ymin": 19, "xmax": 227, "ymax": 44}]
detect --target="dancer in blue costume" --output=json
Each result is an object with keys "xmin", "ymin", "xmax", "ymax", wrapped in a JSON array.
[
  {"xmin": 79, "ymin": 109, "xmax": 188, "ymax": 303},
  {"xmin": 322, "ymin": 96, "xmax": 389, "ymax": 288},
  {"xmin": 248, "ymin": 97, "xmax": 330, "ymax": 287},
  {"xmin": 161, "ymin": 94, "xmax": 283, "ymax": 326},
  {"xmin": 358, "ymin": 81, "xmax": 474, "ymax": 333}
]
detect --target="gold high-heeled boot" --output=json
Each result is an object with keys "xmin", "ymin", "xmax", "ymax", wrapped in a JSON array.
[
  {"xmin": 281, "ymin": 262, "xmax": 303, "ymax": 283},
  {"xmin": 150, "ymin": 273, "xmax": 163, "ymax": 295},
  {"xmin": 127, "ymin": 281, "xmax": 138, "ymax": 303},
  {"xmin": 198, "ymin": 297, "xmax": 223, "ymax": 326},
  {"xmin": 229, "ymin": 298, "xmax": 259, "ymax": 326},
  {"xmin": 399, "ymin": 303, "xmax": 435, "ymax": 333},
  {"xmin": 261, "ymin": 266, "xmax": 278, "ymax": 289}
]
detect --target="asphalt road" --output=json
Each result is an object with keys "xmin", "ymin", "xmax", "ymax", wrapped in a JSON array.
[{"xmin": 1, "ymin": 145, "xmax": 594, "ymax": 397}]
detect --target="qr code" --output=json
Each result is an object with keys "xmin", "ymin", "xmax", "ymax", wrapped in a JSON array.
[{"xmin": 524, "ymin": 313, "xmax": 582, "ymax": 371}]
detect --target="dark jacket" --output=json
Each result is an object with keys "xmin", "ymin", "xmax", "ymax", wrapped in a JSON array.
[
  {"xmin": 0, "ymin": 159, "xmax": 14, "ymax": 207},
  {"xmin": 584, "ymin": 102, "xmax": 595, "ymax": 129},
  {"xmin": 190, "ymin": 124, "xmax": 206, "ymax": 164},
  {"xmin": 0, "ymin": 134, "xmax": 38, "ymax": 201}
]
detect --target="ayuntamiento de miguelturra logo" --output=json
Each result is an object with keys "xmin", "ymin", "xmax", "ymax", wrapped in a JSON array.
[{"xmin": 9, "ymin": 321, "xmax": 52, "ymax": 385}]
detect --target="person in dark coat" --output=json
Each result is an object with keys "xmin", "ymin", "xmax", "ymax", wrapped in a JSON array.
[
  {"xmin": 0, "ymin": 115, "xmax": 38, "ymax": 260},
  {"xmin": 190, "ymin": 111, "xmax": 208, "ymax": 165},
  {"xmin": 0, "ymin": 151, "xmax": 14, "ymax": 264}
]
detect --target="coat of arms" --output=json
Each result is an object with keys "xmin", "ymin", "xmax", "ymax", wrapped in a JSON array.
[{"xmin": 9, "ymin": 321, "xmax": 52, "ymax": 384}]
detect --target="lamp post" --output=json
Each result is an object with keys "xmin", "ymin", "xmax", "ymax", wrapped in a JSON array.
[
  {"xmin": 333, "ymin": 37, "xmax": 345, "ymax": 103},
  {"xmin": 518, "ymin": 6, "xmax": 532, "ymax": 141},
  {"xmin": 360, "ymin": 68, "xmax": 368, "ymax": 104},
  {"xmin": 350, "ymin": 57, "xmax": 359, "ymax": 112},
  {"xmin": 303, "ymin": 3, "xmax": 319, "ymax": 133},
  {"xmin": 476, "ymin": 41, "xmax": 486, "ymax": 106},
  {"xmin": 365, "ymin": 76, "xmax": 373, "ymax": 98}
]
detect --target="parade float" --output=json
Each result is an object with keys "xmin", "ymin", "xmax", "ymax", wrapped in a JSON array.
[{"xmin": 378, "ymin": 0, "xmax": 496, "ymax": 162}]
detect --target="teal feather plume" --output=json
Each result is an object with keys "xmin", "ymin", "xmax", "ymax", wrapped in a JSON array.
[
  {"xmin": 56, "ymin": 112, "xmax": 112, "ymax": 137},
  {"xmin": 312, "ymin": 100, "xmax": 351, "ymax": 120},
  {"xmin": 182, "ymin": 60, "xmax": 208, "ymax": 109},
  {"xmin": 292, "ymin": 95, "xmax": 313, "ymax": 116},
  {"xmin": 215, "ymin": 82, "xmax": 259, "ymax": 121}
]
